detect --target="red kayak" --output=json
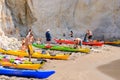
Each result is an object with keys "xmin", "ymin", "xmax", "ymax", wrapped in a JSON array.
[
  {"xmin": 54, "ymin": 39, "xmax": 104, "ymax": 46},
  {"xmin": 82, "ymin": 41, "xmax": 104, "ymax": 46},
  {"xmin": 54, "ymin": 39, "xmax": 75, "ymax": 44}
]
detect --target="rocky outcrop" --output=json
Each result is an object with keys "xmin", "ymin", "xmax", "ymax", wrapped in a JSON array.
[
  {"xmin": 0, "ymin": 0, "xmax": 15, "ymax": 36},
  {"xmin": 0, "ymin": 36, "xmax": 21, "ymax": 50},
  {"xmin": 1, "ymin": 0, "xmax": 120, "ymax": 40},
  {"xmin": 5, "ymin": 0, "xmax": 37, "ymax": 37}
]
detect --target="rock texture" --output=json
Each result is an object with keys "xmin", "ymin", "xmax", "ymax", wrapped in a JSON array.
[
  {"xmin": 0, "ymin": 36, "xmax": 21, "ymax": 50},
  {"xmin": 0, "ymin": 0, "xmax": 14, "ymax": 36},
  {"xmin": 1, "ymin": 0, "xmax": 120, "ymax": 40}
]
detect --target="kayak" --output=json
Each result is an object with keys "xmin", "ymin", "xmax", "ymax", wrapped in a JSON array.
[
  {"xmin": 54, "ymin": 39, "xmax": 104, "ymax": 46},
  {"xmin": 0, "ymin": 48, "xmax": 6, "ymax": 53},
  {"xmin": 54, "ymin": 39, "xmax": 75, "ymax": 44},
  {"xmin": 32, "ymin": 43, "xmax": 90, "ymax": 53},
  {"xmin": 104, "ymin": 40, "xmax": 120, "ymax": 45},
  {"xmin": 0, "ymin": 66, "xmax": 55, "ymax": 79},
  {"xmin": 0, "ymin": 61, "xmax": 44, "ymax": 70},
  {"xmin": 82, "ymin": 41, "xmax": 104, "ymax": 46},
  {"xmin": 0, "ymin": 56, "xmax": 45, "ymax": 70},
  {"xmin": 0, "ymin": 49, "xmax": 70, "ymax": 60}
]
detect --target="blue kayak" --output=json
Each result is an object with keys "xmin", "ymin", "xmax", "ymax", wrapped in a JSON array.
[{"xmin": 0, "ymin": 66, "xmax": 55, "ymax": 79}]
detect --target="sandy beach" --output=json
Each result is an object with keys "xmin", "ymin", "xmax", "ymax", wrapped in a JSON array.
[
  {"xmin": 1, "ymin": 0, "xmax": 120, "ymax": 80},
  {"xmin": 0, "ymin": 45, "xmax": 120, "ymax": 80},
  {"xmin": 46, "ymin": 45, "xmax": 120, "ymax": 80}
]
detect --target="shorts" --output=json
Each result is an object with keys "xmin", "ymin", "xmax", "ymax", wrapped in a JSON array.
[
  {"xmin": 46, "ymin": 38, "xmax": 51, "ymax": 41},
  {"xmin": 27, "ymin": 44, "xmax": 33, "ymax": 55},
  {"xmin": 79, "ymin": 41, "xmax": 82, "ymax": 46},
  {"xmin": 28, "ymin": 49, "xmax": 30, "ymax": 54},
  {"xmin": 88, "ymin": 35, "xmax": 92, "ymax": 39}
]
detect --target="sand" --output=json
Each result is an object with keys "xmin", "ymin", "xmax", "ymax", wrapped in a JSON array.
[
  {"xmin": 0, "ymin": 45, "xmax": 120, "ymax": 80},
  {"xmin": 46, "ymin": 45, "xmax": 120, "ymax": 80}
]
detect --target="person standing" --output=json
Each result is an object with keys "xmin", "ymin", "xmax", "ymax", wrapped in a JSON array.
[
  {"xmin": 70, "ymin": 31, "xmax": 73, "ymax": 37},
  {"xmin": 26, "ymin": 29, "xmax": 32, "ymax": 37},
  {"xmin": 45, "ymin": 29, "xmax": 51, "ymax": 45},
  {"xmin": 87, "ymin": 30, "xmax": 93, "ymax": 42},
  {"xmin": 22, "ymin": 29, "xmax": 34, "ymax": 61},
  {"xmin": 83, "ymin": 31, "xmax": 89, "ymax": 42},
  {"xmin": 63, "ymin": 33, "xmax": 66, "ymax": 37},
  {"xmin": 83, "ymin": 30, "xmax": 93, "ymax": 42},
  {"xmin": 26, "ymin": 33, "xmax": 34, "ymax": 61}
]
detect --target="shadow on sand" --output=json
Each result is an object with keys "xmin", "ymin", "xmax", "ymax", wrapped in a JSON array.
[
  {"xmin": 97, "ymin": 59, "xmax": 120, "ymax": 80},
  {"xmin": 106, "ymin": 44, "xmax": 120, "ymax": 47}
]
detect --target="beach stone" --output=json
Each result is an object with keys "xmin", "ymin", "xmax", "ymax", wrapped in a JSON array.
[{"xmin": 0, "ymin": 36, "xmax": 21, "ymax": 50}]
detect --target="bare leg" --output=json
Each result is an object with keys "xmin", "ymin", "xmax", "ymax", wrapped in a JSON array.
[
  {"xmin": 29, "ymin": 54, "xmax": 31, "ymax": 61},
  {"xmin": 28, "ymin": 44, "xmax": 33, "ymax": 61}
]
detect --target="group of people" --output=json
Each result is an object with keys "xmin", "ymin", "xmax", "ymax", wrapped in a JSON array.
[
  {"xmin": 74, "ymin": 30, "xmax": 93, "ymax": 48},
  {"xmin": 21, "ymin": 28, "xmax": 52, "ymax": 61},
  {"xmin": 45, "ymin": 29, "xmax": 93, "ymax": 49},
  {"xmin": 20, "ymin": 29, "xmax": 93, "ymax": 61}
]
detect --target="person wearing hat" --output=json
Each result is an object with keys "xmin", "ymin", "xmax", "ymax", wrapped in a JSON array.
[{"xmin": 45, "ymin": 29, "xmax": 51, "ymax": 45}]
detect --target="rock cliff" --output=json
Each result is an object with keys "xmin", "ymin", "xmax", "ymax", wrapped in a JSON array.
[{"xmin": 1, "ymin": 0, "xmax": 120, "ymax": 40}]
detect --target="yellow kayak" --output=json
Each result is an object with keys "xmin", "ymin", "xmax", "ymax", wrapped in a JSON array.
[
  {"xmin": 104, "ymin": 40, "xmax": 120, "ymax": 45},
  {"xmin": 0, "ymin": 61, "xmax": 44, "ymax": 70},
  {"xmin": 0, "ymin": 49, "xmax": 70, "ymax": 60},
  {"xmin": 0, "ymin": 48, "xmax": 6, "ymax": 53}
]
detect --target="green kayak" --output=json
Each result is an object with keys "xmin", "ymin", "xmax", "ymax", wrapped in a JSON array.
[{"xmin": 32, "ymin": 43, "xmax": 90, "ymax": 53}]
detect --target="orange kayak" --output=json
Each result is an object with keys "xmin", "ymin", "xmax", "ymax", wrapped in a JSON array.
[{"xmin": 55, "ymin": 39, "xmax": 104, "ymax": 46}]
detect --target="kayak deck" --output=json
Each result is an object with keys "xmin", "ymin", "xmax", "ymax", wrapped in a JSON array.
[
  {"xmin": 54, "ymin": 39, "xmax": 104, "ymax": 46},
  {"xmin": 33, "ymin": 43, "xmax": 90, "ymax": 53},
  {"xmin": 0, "ymin": 61, "xmax": 44, "ymax": 70},
  {"xmin": 0, "ymin": 49, "xmax": 70, "ymax": 60},
  {"xmin": 0, "ymin": 66, "xmax": 55, "ymax": 79}
]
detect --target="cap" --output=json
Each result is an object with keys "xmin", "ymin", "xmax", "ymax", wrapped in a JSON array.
[{"xmin": 47, "ymin": 29, "xmax": 50, "ymax": 31}]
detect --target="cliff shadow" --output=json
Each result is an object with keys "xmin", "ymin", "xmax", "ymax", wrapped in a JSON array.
[{"xmin": 97, "ymin": 59, "xmax": 120, "ymax": 80}]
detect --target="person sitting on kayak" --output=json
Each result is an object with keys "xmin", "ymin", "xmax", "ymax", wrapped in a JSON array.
[
  {"xmin": 36, "ymin": 38, "xmax": 42, "ymax": 44},
  {"xmin": 74, "ymin": 38, "xmax": 82, "ymax": 48},
  {"xmin": 45, "ymin": 29, "xmax": 52, "ymax": 45},
  {"xmin": 21, "ymin": 38, "xmax": 28, "ymax": 51}
]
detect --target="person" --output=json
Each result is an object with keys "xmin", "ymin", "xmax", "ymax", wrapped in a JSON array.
[
  {"xmin": 87, "ymin": 30, "xmax": 93, "ymax": 42},
  {"xmin": 74, "ymin": 38, "xmax": 82, "ymax": 48},
  {"xmin": 70, "ymin": 31, "xmax": 73, "ymax": 37},
  {"xmin": 83, "ymin": 31, "xmax": 88, "ymax": 42},
  {"xmin": 45, "ymin": 29, "xmax": 51, "ymax": 45},
  {"xmin": 26, "ymin": 33, "xmax": 34, "ymax": 61},
  {"xmin": 21, "ymin": 38, "xmax": 27, "ymax": 51},
  {"xmin": 28, "ymin": 33, "xmax": 34, "ymax": 44},
  {"xmin": 21, "ymin": 29, "xmax": 34, "ymax": 61},
  {"xmin": 26, "ymin": 29, "xmax": 32, "ymax": 37},
  {"xmin": 63, "ymin": 33, "xmax": 66, "ymax": 37},
  {"xmin": 36, "ymin": 38, "xmax": 42, "ymax": 44}
]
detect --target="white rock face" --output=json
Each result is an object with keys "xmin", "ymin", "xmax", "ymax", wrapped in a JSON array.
[
  {"xmin": 0, "ymin": 36, "xmax": 21, "ymax": 50},
  {"xmin": 1, "ymin": 0, "xmax": 120, "ymax": 40},
  {"xmin": 0, "ymin": 0, "xmax": 16, "ymax": 36},
  {"xmin": 0, "ymin": 0, "xmax": 21, "ymax": 50}
]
